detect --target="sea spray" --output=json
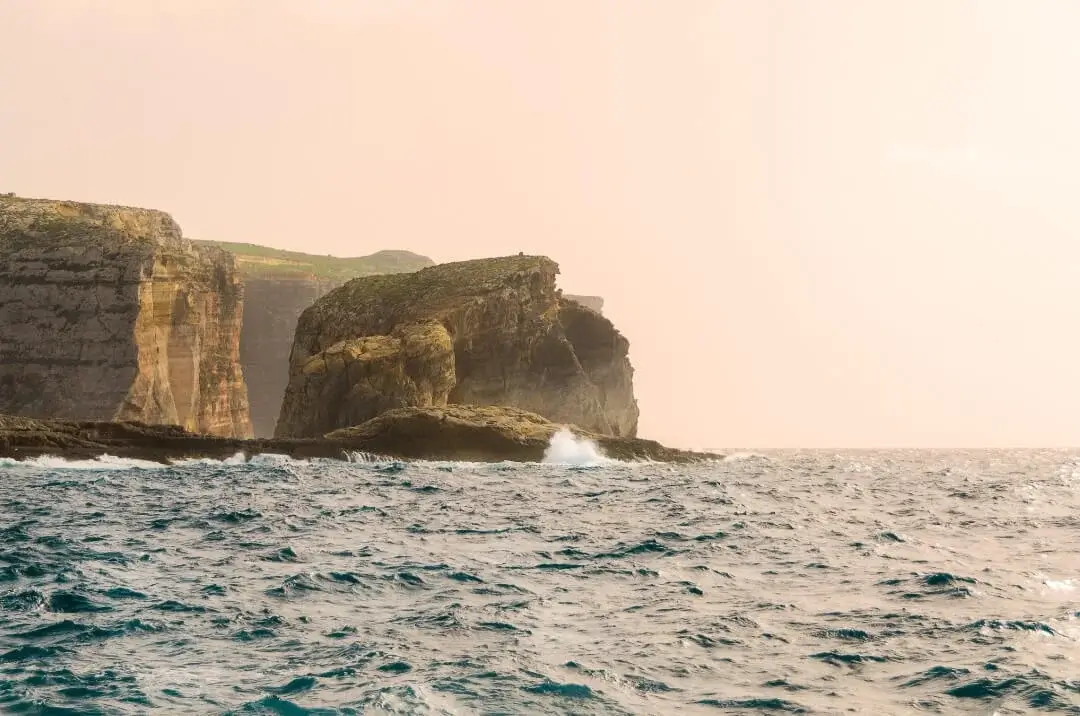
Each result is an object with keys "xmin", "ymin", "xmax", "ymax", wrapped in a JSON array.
[
  {"xmin": 346, "ymin": 451, "xmax": 397, "ymax": 464},
  {"xmin": 542, "ymin": 428, "xmax": 609, "ymax": 466}
]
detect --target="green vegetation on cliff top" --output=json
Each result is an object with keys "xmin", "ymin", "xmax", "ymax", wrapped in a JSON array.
[
  {"xmin": 308, "ymin": 255, "xmax": 560, "ymax": 324},
  {"xmin": 0, "ymin": 195, "xmax": 182, "ymax": 250},
  {"xmin": 0, "ymin": 197, "xmax": 432, "ymax": 279},
  {"xmin": 191, "ymin": 239, "xmax": 433, "ymax": 281}
]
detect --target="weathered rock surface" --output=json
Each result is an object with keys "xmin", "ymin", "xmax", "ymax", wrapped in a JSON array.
[
  {"xmin": 0, "ymin": 197, "xmax": 252, "ymax": 437},
  {"xmin": 565, "ymin": 294, "xmax": 604, "ymax": 314},
  {"xmin": 0, "ymin": 407, "xmax": 709, "ymax": 464},
  {"xmin": 275, "ymin": 256, "xmax": 639, "ymax": 438},
  {"xmin": 193, "ymin": 242, "xmax": 434, "ymax": 437}
]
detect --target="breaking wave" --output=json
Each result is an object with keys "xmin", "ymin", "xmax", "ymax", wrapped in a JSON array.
[{"xmin": 542, "ymin": 428, "xmax": 609, "ymax": 466}]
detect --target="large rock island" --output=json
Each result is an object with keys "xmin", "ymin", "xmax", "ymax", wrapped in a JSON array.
[
  {"xmin": 193, "ymin": 239, "xmax": 433, "ymax": 437},
  {"xmin": 0, "ymin": 197, "xmax": 252, "ymax": 437},
  {"xmin": 274, "ymin": 256, "xmax": 639, "ymax": 439}
]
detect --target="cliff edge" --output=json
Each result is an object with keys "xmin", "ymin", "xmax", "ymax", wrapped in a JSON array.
[
  {"xmin": 274, "ymin": 255, "xmax": 638, "ymax": 439},
  {"xmin": 0, "ymin": 197, "xmax": 252, "ymax": 437}
]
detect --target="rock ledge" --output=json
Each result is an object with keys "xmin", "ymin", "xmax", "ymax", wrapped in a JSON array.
[{"xmin": 0, "ymin": 408, "xmax": 710, "ymax": 464}]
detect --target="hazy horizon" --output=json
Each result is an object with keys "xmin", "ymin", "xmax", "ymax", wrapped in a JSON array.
[{"xmin": 4, "ymin": 1, "xmax": 1080, "ymax": 449}]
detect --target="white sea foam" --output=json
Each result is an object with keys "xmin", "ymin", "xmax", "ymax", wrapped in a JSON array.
[
  {"xmin": 542, "ymin": 428, "xmax": 609, "ymax": 466},
  {"xmin": 1, "ymin": 436, "xmax": 622, "ymax": 472},
  {"xmin": 722, "ymin": 451, "xmax": 766, "ymax": 462},
  {"xmin": 0, "ymin": 454, "xmax": 166, "ymax": 470},
  {"xmin": 345, "ymin": 451, "xmax": 398, "ymax": 464},
  {"xmin": 0, "ymin": 452, "xmax": 275, "ymax": 471},
  {"xmin": 1044, "ymin": 579, "xmax": 1076, "ymax": 592},
  {"xmin": 171, "ymin": 452, "xmax": 252, "ymax": 467}
]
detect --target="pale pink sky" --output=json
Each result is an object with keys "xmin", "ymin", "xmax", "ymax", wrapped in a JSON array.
[{"xmin": 3, "ymin": 1, "xmax": 1079, "ymax": 447}]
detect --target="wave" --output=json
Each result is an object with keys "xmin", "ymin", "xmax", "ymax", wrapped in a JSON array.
[
  {"xmin": 543, "ymin": 428, "xmax": 609, "ymax": 466},
  {"xmin": 0, "ymin": 454, "xmax": 168, "ymax": 471},
  {"xmin": 0, "ymin": 452, "xmax": 296, "ymax": 471}
]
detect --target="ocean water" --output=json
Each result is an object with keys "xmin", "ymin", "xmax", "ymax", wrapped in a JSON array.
[{"xmin": 1, "ymin": 442, "xmax": 1080, "ymax": 715}]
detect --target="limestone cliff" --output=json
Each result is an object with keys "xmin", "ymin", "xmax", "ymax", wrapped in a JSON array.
[
  {"xmin": 0, "ymin": 197, "xmax": 252, "ymax": 437},
  {"xmin": 192, "ymin": 240, "xmax": 434, "ymax": 437},
  {"xmin": 274, "ymin": 255, "xmax": 639, "ymax": 438}
]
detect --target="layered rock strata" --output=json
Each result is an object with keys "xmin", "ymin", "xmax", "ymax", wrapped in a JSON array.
[
  {"xmin": 0, "ymin": 197, "xmax": 252, "ymax": 437},
  {"xmin": 275, "ymin": 255, "xmax": 639, "ymax": 438}
]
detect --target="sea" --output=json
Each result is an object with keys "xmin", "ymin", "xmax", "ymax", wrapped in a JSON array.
[{"xmin": 1, "ymin": 433, "xmax": 1079, "ymax": 715}]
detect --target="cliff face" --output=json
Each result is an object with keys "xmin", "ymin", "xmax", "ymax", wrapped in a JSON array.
[
  {"xmin": 565, "ymin": 294, "xmax": 604, "ymax": 314},
  {"xmin": 0, "ymin": 197, "xmax": 252, "ymax": 437},
  {"xmin": 195, "ymin": 241, "xmax": 434, "ymax": 437},
  {"xmin": 274, "ymin": 255, "xmax": 639, "ymax": 438}
]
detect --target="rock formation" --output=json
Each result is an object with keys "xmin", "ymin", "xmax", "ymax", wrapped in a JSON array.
[
  {"xmin": 565, "ymin": 294, "xmax": 604, "ymax": 314},
  {"xmin": 0, "ymin": 197, "xmax": 252, "ymax": 437},
  {"xmin": 191, "ymin": 241, "xmax": 434, "ymax": 437},
  {"xmin": 327, "ymin": 405, "xmax": 692, "ymax": 462},
  {"xmin": 275, "ymin": 255, "xmax": 639, "ymax": 439}
]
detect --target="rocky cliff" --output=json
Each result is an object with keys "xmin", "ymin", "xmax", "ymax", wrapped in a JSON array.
[
  {"xmin": 565, "ymin": 294, "xmax": 604, "ymax": 314},
  {"xmin": 192, "ymin": 240, "xmax": 434, "ymax": 437},
  {"xmin": 0, "ymin": 197, "xmax": 252, "ymax": 437},
  {"xmin": 274, "ymin": 255, "xmax": 639, "ymax": 438}
]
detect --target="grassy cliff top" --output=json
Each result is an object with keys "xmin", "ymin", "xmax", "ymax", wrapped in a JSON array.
[
  {"xmin": 192, "ymin": 240, "xmax": 433, "ymax": 281},
  {"xmin": 298, "ymin": 255, "xmax": 560, "ymax": 339},
  {"xmin": 330, "ymin": 254, "xmax": 558, "ymax": 312},
  {"xmin": 0, "ymin": 195, "xmax": 183, "ymax": 250}
]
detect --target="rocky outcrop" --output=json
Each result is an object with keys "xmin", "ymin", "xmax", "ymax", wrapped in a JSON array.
[
  {"xmin": 193, "ymin": 243, "xmax": 434, "ymax": 437},
  {"xmin": 0, "ymin": 197, "xmax": 252, "ymax": 437},
  {"xmin": 565, "ymin": 294, "xmax": 604, "ymax": 314},
  {"xmin": 325, "ymin": 405, "xmax": 692, "ymax": 462},
  {"xmin": 0, "ymin": 407, "xmax": 708, "ymax": 464},
  {"xmin": 275, "ymin": 255, "xmax": 639, "ymax": 439}
]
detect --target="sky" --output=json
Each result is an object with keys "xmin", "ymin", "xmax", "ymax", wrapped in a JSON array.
[{"xmin": 2, "ymin": 1, "xmax": 1079, "ymax": 448}]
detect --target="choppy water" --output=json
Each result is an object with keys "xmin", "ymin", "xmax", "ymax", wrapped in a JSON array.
[{"xmin": 2, "ymin": 446, "xmax": 1080, "ymax": 715}]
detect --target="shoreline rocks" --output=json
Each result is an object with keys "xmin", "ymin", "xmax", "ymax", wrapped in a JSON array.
[{"xmin": 0, "ymin": 406, "xmax": 712, "ymax": 465}]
